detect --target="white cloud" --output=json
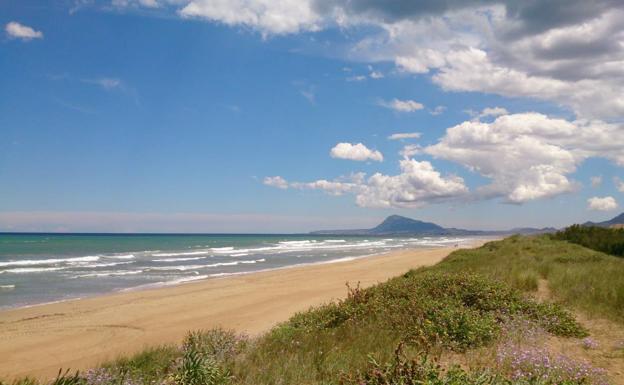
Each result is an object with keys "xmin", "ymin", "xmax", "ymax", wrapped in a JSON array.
[
  {"xmin": 379, "ymin": 98, "xmax": 424, "ymax": 113},
  {"xmin": 263, "ymin": 176, "xmax": 288, "ymax": 189},
  {"xmin": 425, "ymin": 112, "xmax": 624, "ymax": 203},
  {"xmin": 388, "ymin": 132, "xmax": 421, "ymax": 140},
  {"xmin": 431, "ymin": 47, "xmax": 624, "ymax": 120},
  {"xmin": 400, "ymin": 144, "xmax": 421, "ymax": 158},
  {"xmin": 395, "ymin": 50, "xmax": 446, "ymax": 74},
  {"xmin": 477, "ymin": 107, "xmax": 508, "ymax": 120},
  {"xmin": 282, "ymin": 159, "xmax": 467, "ymax": 208},
  {"xmin": 590, "ymin": 176, "xmax": 603, "ymax": 188},
  {"xmin": 587, "ymin": 196, "xmax": 618, "ymax": 211},
  {"xmin": 330, "ymin": 142, "xmax": 383, "ymax": 162},
  {"xmin": 369, "ymin": 71, "xmax": 384, "ymax": 79},
  {"xmin": 614, "ymin": 177, "xmax": 624, "ymax": 193},
  {"xmin": 355, "ymin": 159, "xmax": 468, "ymax": 208},
  {"xmin": 269, "ymin": 111, "xmax": 624, "ymax": 208},
  {"xmin": 103, "ymin": 1, "xmax": 624, "ymax": 119},
  {"xmin": 5, "ymin": 21, "xmax": 43, "ymax": 41},
  {"xmin": 429, "ymin": 105, "xmax": 446, "ymax": 116},
  {"xmin": 178, "ymin": 0, "xmax": 321, "ymax": 36}
]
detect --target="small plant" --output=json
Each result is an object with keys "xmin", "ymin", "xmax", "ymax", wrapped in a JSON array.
[
  {"xmin": 82, "ymin": 368, "xmax": 142, "ymax": 385},
  {"xmin": 184, "ymin": 328, "xmax": 247, "ymax": 362},
  {"xmin": 339, "ymin": 343, "xmax": 505, "ymax": 385},
  {"xmin": 496, "ymin": 342, "xmax": 609, "ymax": 384},
  {"xmin": 171, "ymin": 332, "xmax": 231, "ymax": 385},
  {"xmin": 581, "ymin": 337, "xmax": 599, "ymax": 350},
  {"xmin": 50, "ymin": 370, "xmax": 85, "ymax": 385}
]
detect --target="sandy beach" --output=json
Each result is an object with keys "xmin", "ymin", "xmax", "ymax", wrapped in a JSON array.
[{"xmin": 0, "ymin": 243, "xmax": 484, "ymax": 379}]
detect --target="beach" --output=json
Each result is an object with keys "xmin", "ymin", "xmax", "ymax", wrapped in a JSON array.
[{"xmin": 0, "ymin": 243, "xmax": 489, "ymax": 380}]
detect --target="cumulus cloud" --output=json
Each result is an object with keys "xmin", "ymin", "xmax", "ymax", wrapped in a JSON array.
[
  {"xmin": 97, "ymin": 1, "xmax": 624, "ymax": 119},
  {"xmin": 587, "ymin": 196, "xmax": 618, "ymax": 211},
  {"xmin": 274, "ymin": 159, "xmax": 467, "ymax": 208},
  {"xmin": 590, "ymin": 176, "xmax": 603, "ymax": 188},
  {"xmin": 388, "ymin": 132, "xmax": 421, "ymax": 140},
  {"xmin": 268, "ymin": 111, "xmax": 624, "ymax": 208},
  {"xmin": 399, "ymin": 144, "xmax": 421, "ymax": 158},
  {"xmin": 477, "ymin": 107, "xmax": 508, "ymax": 120},
  {"xmin": 424, "ymin": 112, "xmax": 624, "ymax": 203},
  {"xmin": 5, "ymin": 21, "xmax": 43, "ymax": 40},
  {"xmin": 263, "ymin": 176, "xmax": 288, "ymax": 189},
  {"xmin": 101, "ymin": 1, "xmax": 624, "ymax": 118},
  {"xmin": 178, "ymin": 0, "xmax": 321, "ymax": 36},
  {"xmin": 378, "ymin": 98, "xmax": 424, "ymax": 112},
  {"xmin": 330, "ymin": 142, "xmax": 383, "ymax": 162}
]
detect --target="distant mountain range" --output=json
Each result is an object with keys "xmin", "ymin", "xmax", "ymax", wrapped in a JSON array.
[
  {"xmin": 583, "ymin": 212, "xmax": 624, "ymax": 228},
  {"xmin": 310, "ymin": 215, "xmax": 556, "ymax": 236}
]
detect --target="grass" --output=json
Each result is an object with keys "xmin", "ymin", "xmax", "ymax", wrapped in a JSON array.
[
  {"xmin": 427, "ymin": 235, "xmax": 624, "ymax": 323},
  {"xmin": 3, "ymin": 235, "xmax": 623, "ymax": 385}
]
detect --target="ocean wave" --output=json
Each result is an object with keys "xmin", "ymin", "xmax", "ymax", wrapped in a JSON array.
[
  {"xmin": 0, "ymin": 284, "xmax": 15, "ymax": 290},
  {"xmin": 147, "ymin": 258, "xmax": 266, "ymax": 272},
  {"xmin": 147, "ymin": 264, "xmax": 206, "ymax": 272},
  {"xmin": 1, "ymin": 267, "xmax": 67, "ymax": 274},
  {"xmin": 240, "ymin": 258, "xmax": 265, "ymax": 264},
  {"xmin": 230, "ymin": 253, "xmax": 249, "ymax": 257},
  {"xmin": 154, "ymin": 256, "xmax": 207, "ymax": 262},
  {"xmin": 278, "ymin": 240, "xmax": 316, "ymax": 245},
  {"xmin": 162, "ymin": 275, "xmax": 211, "ymax": 285},
  {"xmin": 85, "ymin": 261, "xmax": 134, "ymax": 268},
  {"xmin": 151, "ymin": 251, "xmax": 209, "ymax": 257},
  {"xmin": 0, "ymin": 255, "xmax": 100, "ymax": 267},
  {"xmin": 211, "ymin": 246, "xmax": 234, "ymax": 252},
  {"xmin": 107, "ymin": 254, "xmax": 136, "ymax": 259},
  {"xmin": 72, "ymin": 270, "xmax": 144, "ymax": 278}
]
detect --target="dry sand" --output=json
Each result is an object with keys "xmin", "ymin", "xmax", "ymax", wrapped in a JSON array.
[{"xmin": 0, "ymin": 242, "xmax": 485, "ymax": 379}]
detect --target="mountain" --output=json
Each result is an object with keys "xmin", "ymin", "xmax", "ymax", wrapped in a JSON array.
[
  {"xmin": 369, "ymin": 215, "xmax": 446, "ymax": 235},
  {"xmin": 310, "ymin": 215, "xmax": 550, "ymax": 236},
  {"xmin": 584, "ymin": 212, "xmax": 624, "ymax": 228}
]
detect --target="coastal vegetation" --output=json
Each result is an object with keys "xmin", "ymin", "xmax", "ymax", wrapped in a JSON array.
[
  {"xmin": 3, "ymin": 235, "xmax": 624, "ymax": 385},
  {"xmin": 553, "ymin": 224, "xmax": 624, "ymax": 257}
]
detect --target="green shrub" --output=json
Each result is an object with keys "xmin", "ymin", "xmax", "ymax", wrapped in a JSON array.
[
  {"xmin": 183, "ymin": 328, "xmax": 247, "ymax": 362},
  {"xmin": 553, "ymin": 224, "xmax": 624, "ymax": 257},
  {"xmin": 172, "ymin": 332, "xmax": 231, "ymax": 385},
  {"xmin": 432, "ymin": 235, "xmax": 624, "ymax": 322},
  {"xmin": 339, "ymin": 344, "xmax": 506, "ymax": 385},
  {"xmin": 102, "ymin": 345, "xmax": 179, "ymax": 384}
]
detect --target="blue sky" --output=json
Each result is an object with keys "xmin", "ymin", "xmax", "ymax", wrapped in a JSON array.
[{"xmin": 1, "ymin": 0, "xmax": 623, "ymax": 232}]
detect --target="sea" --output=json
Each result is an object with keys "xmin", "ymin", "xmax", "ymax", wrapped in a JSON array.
[{"xmin": 0, "ymin": 233, "xmax": 476, "ymax": 310}]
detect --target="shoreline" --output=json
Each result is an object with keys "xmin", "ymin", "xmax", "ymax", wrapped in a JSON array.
[
  {"xmin": 0, "ymin": 240, "xmax": 489, "ymax": 380},
  {"xmin": 0, "ymin": 250, "xmax": 394, "ymax": 312}
]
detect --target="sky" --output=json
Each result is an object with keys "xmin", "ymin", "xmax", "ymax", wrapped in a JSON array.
[{"xmin": 1, "ymin": 0, "xmax": 624, "ymax": 233}]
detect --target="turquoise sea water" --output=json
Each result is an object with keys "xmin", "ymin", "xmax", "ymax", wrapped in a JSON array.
[{"xmin": 0, "ymin": 233, "xmax": 475, "ymax": 309}]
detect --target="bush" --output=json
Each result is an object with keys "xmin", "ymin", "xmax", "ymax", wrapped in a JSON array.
[
  {"xmin": 553, "ymin": 224, "xmax": 624, "ymax": 257},
  {"xmin": 282, "ymin": 272, "xmax": 586, "ymax": 350},
  {"xmin": 340, "ymin": 344, "xmax": 506, "ymax": 385},
  {"xmin": 171, "ymin": 332, "xmax": 231, "ymax": 385}
]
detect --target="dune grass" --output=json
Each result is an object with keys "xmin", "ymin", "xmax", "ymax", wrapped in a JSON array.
[
  {"xmin": 3, "ymin": 235, "xmax": 623, "ymax": 385},
  {"xmin": 429, "ymin": 235, "xmax": 624, "ymax": 323}
]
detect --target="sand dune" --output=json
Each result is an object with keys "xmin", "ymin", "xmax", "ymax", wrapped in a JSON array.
[{"xmin": 0, "ymin": 242, "xmax": 486, "ymax": 379}]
